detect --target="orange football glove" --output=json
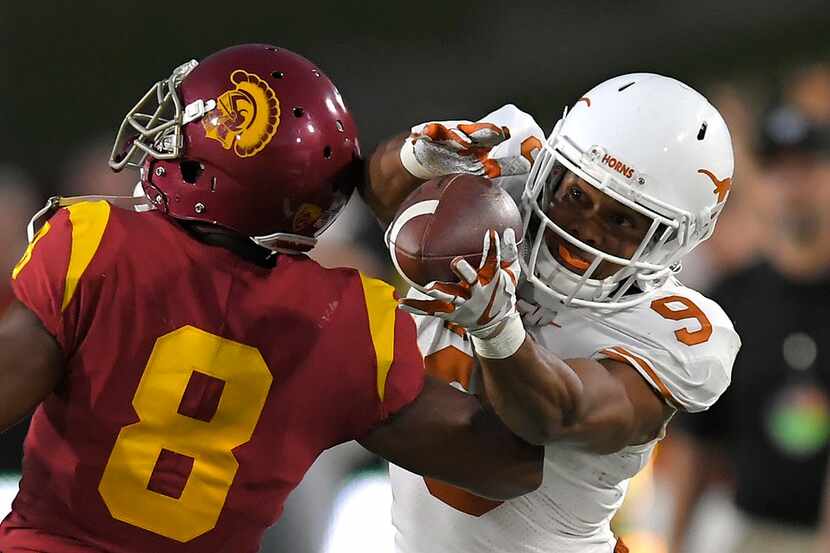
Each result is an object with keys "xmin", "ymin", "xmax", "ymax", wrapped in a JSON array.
[
  {"xmin": 400, "ymin": 121, "xmax": 533, "ymax": 180},
  {"xmin": 399, "ymin": 228, "xmax": 522, "ymax": 337}
]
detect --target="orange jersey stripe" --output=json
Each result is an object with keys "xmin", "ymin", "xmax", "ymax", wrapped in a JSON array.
[{"xmin": 601, "ymin": 346, "xmax": 679, "ymax": 409}]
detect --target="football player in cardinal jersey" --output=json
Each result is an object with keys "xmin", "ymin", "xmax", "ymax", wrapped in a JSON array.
[
  {"xmin": 0, "ymin": 44, "xmax": 543, "ymax": 553},
  {"xmin": 365, "ymin": 74, "xmax": 741, "ymax": 553}
]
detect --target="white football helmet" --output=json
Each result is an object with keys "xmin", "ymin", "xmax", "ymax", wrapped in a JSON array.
[{"xmin": 522, "ymin": 73, "xmax": 734, "ymax": 309}]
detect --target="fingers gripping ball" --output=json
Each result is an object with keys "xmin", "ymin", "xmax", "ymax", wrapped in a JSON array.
[
  {"xmin": 386, "ymin": 173, "xmax": 523, "ymax": 289},
  {"xmin": 400, "ymin": 122, "xmax": 524, "ymax": 179}
]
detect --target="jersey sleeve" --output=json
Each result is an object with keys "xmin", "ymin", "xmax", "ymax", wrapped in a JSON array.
[
  {"xmin": 10, "ymin": 201, "xmax": 111, "ymax": 354},
  {"xmin": 357, "ymin": 274, "xmax": 425, "ymax": 420},
  {"xmin": 593, "ymin": 287, "xmax": 741, "ymax": 413}
]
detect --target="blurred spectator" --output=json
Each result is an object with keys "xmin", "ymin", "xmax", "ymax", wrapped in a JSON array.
[
  {"xmin": 820, "ymin": 455, "xmax": 830, "ymax": 551},
  {"xmin": 60, "ymin": 137, "xmax": 139, "ymax": 197},
  {"xmin": 0, "ymin": 166, "xmax": 40, "ymax": 475},
  {"xmin": 788, "ymin": 63, "xmax": 830, "ymax": 124},
  {"xmin": 0, "ymin": 166, "xmax": 41, "ymax": 313},
  {"xmin": 678, "ymin": 83, "xmax": 765, "ymax": 291},
  {"xmin": 666, "ymin": 98, "xmax": 830, "ymax": 553}
]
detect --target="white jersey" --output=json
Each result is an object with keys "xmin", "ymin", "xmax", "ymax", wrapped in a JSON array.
[{"xmin": 390, "ymin": 106, "xmax": 741, "ymax": 553}]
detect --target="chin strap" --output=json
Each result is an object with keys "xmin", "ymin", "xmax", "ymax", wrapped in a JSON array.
[
  {"xmin": 26, "ymin": 194, "xmax": 154, "ymax": 242},
  {"xmin": 251, "ymin": 232, "xmax": 316, "ymax": 255}
]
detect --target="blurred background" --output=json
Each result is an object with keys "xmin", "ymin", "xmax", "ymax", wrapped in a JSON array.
[{"xmin": 3, "ymin": 1, "xmax": 830, "ymax": 552}]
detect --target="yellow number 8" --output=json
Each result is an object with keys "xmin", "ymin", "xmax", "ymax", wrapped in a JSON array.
[{"xmin": 99, "ymin": 326, "xmax": 272, "ymax": 542}]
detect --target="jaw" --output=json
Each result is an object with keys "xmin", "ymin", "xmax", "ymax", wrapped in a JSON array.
[{"xmin": 529, "ymin": 240, "xmax": 610, "ymax": 304}]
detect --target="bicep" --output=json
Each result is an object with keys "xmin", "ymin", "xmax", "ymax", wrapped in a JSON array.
[
  {"xmin": 557, "ymin": 358, "xmax": 673, "ymax": 453},
  {"xmin": 0, "ymin": 300, "xmax": 64, "ymax": 432}
]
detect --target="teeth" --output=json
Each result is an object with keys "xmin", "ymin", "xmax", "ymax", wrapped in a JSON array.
[{"xmin": 558, "ymin": 243, "xmax": 590, "ymax": 271}]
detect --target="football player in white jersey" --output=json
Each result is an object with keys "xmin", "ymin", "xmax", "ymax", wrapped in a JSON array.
[{"xmin": 362, "ymin": 73, "xmax": 741, "ymax": 553}]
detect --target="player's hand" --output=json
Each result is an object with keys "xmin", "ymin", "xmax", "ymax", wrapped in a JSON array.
[
  {"xmin": 399, "ymin": 228, "xmax": 521, "ymax": 338},
  {"xmin": 399, "ymin": 121, "xmax": 532, "ymax": 180}
]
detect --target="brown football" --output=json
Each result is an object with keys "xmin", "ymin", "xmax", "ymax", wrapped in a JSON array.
[{"xmin": 387, "ymin": 173, "xmax": 524, "ymax": 287}]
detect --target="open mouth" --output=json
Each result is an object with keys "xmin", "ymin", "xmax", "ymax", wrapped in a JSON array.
[{"xmin": 557, "ymin": 243, "xmax": 592, "ymax": 272}]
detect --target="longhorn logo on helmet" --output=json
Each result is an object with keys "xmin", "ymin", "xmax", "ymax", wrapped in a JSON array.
[{"xmin": 697, "ymin": 169, "xmax": 732, "ymax": 203}]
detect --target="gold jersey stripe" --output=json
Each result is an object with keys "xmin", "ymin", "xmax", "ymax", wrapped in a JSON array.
[
  {"xmin": 11, "ymin": 221, "xmax": 52, "ymax": 280},
  {"xmin": 358, "ymin": 273, "xmax": 398, "ymax": 402},
  {"xmin": 62, "ymin": 201, "xmax": 111, "ymax": 312}
]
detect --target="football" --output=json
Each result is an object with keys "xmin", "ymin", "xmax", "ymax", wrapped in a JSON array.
[{"xmin": 387, "ymin": 173, "xmax": 524, "ymax": 288}]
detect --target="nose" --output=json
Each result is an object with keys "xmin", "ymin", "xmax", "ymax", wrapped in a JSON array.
[{"xmin": 569, "ymin": 222, "xmax": 602, "ymax": 249}]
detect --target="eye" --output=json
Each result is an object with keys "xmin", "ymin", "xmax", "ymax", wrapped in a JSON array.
[
  {"xmin": 567, "ymin": 186, "xmax": 583, "ymax": 201},
  {"xmin": 610, "ymin": 213, "xmax": 634, "ymax": 228}
]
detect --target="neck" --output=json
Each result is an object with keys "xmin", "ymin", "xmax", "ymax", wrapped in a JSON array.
[{"xmin": 181, "ymin": 222, "xmax": 276, "ymax": 268}]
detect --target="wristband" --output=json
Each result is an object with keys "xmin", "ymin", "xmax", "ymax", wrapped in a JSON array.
[
  {"xmin": 471, "ymin": 314, "xmax": 526, "ymax": 359},
  {"xmin": 399, "ymin": 138, "xmax": 436, "ymax": 180}
]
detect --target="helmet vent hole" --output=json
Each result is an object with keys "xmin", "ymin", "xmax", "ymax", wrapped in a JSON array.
[
  {"xmin": 618, "ymin": 81, "xmax": 636, "ymax": 92},
  {"xmin": 293, "ymin": 107, "xmax": 305, "ymax": 118},
  {"xmin": 271, "ymin": 71, "xmax": 285, "ymax": 79},
  {"xmin": 180, "ymin": 160, "xmax": 204, "ymax": 184},
  {"xmin": 210, "ymin": 176, "xmax": 217, "ymax": 192},
  {"xmin": 266, "ymin": 46, "xmax": 279, "ymax": 53},
  {"xmin": 336, "ymin": 120, "xmax": 344, "ymax": 132},
  {"xmin": 312, "ymin": 69, "xmax": 321, "ymax": 78},
  {"xmin": 323, "ymin": 146, "xmax": 333, "ymax": 159},
  {"xmin": 697, "ymin": 122, "xmax": 708, "ymax": 140}
]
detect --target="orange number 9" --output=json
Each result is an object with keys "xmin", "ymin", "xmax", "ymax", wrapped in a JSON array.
[{"xmin": 650, "ymin": 295, "xmax": 712, "ymax": 346}]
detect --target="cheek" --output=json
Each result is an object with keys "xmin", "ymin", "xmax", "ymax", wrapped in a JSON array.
[
  {"xmin": 545, "ymin": 200, "xmax": 572, "ymax": 224},
  {"xmin": 599, "ymin": 231, "xmax": 640, "ymax": 258},
  {"xmin": 592, "ymin": 236, "xmax": 643, "ymax": 279},
  {"xmin": 594, "ymin": 260, "xmax": 624, "ymax": 279},
  {"xmin": 617, "ymin": 237, "xmax": 642, "ymax": 258}
]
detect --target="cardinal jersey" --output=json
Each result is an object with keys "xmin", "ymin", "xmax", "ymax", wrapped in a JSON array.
[
  {"xmin": 391, "ymin": 278, "xmax": 739, "ymax": 553},
  {"xmin": 2, "ymin": 201, "xmax": 424, "ymax": 553}
]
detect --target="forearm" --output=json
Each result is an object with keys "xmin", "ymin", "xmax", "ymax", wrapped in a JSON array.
[
  {"xmin": 359, "ymin": 376, "xmax": 543, "ymax": 499},
  {"xmin": 478, "ymin": 336, "xmax": 584, "ymax": 446},
  {"xmin": 0, "ymin": 338, "xmax": 44, "ymax": 432},
  {"xmin": 362, "ymin": 132, "xmax": 425, "ymax": 225},
  {"xmin": 405, "ymin": 400, "xmax": 542, "ymax": 499},
  {"xmin": 0, "ymin": 303, "xmax": 63, "ymax": 432}
]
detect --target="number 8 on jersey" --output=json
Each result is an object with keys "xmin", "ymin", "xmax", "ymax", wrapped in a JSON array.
[{"xmin": 99, "ymin": 326, "xmax": 272, "ymax": 542}]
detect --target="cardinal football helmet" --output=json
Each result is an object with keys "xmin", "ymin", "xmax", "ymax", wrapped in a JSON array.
[
  {"xmin": 522, "ymin": 73, "xmax": 734, "ymax": 308},
  {"xmin": 109, "ymin": 43, "xmax": 361, "ymax": 253}
]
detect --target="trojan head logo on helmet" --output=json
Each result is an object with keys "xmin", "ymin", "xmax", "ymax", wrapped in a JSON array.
[
  {"xmin": 109, "ymin": 44, "xmax": 361, "ymax": 253},
  {"xmin": 203, "ymin": 69, "xmax": 281, "ymax": 157},
  {"xmin": 521, "ymin": 73, "xmax": 735, "ymax": 309}
]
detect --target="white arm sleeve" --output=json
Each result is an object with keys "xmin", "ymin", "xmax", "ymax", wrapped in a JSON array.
[{"xmin": 593, "ymin": 286, "xmax": 741, "ymax": 412}]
